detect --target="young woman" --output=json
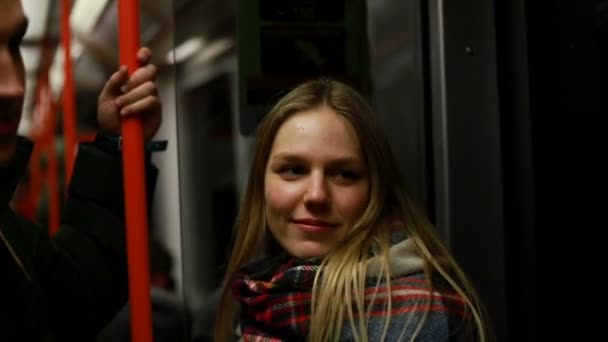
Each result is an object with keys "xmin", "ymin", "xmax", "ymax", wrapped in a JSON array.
[{"xmin": 215, "ymin": 78, "xmax": 492, "ymax": 341}]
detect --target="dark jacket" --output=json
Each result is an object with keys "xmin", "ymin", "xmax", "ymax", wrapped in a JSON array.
[
  {"xmin": 96, "ymin": 287, "xmax": 190, "ymax": 342},
  {"xmin": 0, "ymin": 137, "xmax": 157, "ymax": 342}
]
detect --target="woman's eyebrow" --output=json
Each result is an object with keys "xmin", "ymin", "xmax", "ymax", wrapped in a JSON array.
[
  {"xmin": 269, "ymin": 153, "xmax": 304, "ymax": 163},
  {"xmin": 327, "ymin": 157, "xmax": 363, "ymax": 165},
  {"xmin": 270, "ymin": 153, "xmax": 362, "ymax": 165}
]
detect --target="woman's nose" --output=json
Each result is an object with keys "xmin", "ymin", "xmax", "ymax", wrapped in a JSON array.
[{"xmin": 303, "ymin": 173, "xmax": 329, "ymax": 209}]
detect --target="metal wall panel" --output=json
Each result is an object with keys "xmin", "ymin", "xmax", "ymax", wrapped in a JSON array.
[{"xmin": 428, "ymin": 0, "xmax": 508, "ymax": 339}]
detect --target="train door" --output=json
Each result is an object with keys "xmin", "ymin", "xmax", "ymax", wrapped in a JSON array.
[{"xmin": 171, "ymin": 0, "xmax": 512, "ymax": 341}]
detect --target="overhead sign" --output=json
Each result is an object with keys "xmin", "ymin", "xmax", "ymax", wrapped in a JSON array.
[{"xmin": 237, "ymin": 0, "xmax": 371, "ymax": 135}]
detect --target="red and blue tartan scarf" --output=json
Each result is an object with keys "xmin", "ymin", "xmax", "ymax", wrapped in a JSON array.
[
  {"xmin": 231, "ymin": 236, "xmax": 467, "ymax": 341},
  {"xmin": 232, "ymin": 254, "xmax": 319, "ymax": 341}
]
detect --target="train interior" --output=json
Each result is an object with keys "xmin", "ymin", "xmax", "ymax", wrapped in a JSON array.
[{"xmin": 15, "ymin": 0, "xmax": 607, "ymax": 340}]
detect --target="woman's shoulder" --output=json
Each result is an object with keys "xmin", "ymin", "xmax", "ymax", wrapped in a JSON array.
[
  {"xmin": 363, "ymin": 273, "xmax": 469, "ymax": 341},
  {"xmin": 398, "ymin": 273, "xmax": 466, "ymax": 326},
  {"xmin": 368, "ymin": 273, "xmax": 465, "ymax": 311}
]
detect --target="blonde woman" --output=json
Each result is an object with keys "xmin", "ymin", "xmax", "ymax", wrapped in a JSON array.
[{"xmin": 215, "ymin": 78, "xmax": 492, "ymax": 341}]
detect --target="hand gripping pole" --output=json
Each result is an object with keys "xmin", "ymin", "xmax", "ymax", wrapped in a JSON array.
[{"xmin": 118, "ymin": 1, "xmax": 154, "ymax": 341}]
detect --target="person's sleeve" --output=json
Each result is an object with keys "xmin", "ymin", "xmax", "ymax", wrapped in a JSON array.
[{"xmin": 35, "ymin": 142, "xmax": 158, "ymax": 341}]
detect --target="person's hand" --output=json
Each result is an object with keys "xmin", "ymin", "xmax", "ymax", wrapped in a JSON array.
[{"xmin": 97, "ymin": 47, "xmax": 161, "ymax": 142}]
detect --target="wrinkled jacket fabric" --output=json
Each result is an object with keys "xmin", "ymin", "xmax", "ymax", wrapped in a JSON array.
[{"xmin": 0, "ymin": 137, "xmax": 157, "ymax": 341}]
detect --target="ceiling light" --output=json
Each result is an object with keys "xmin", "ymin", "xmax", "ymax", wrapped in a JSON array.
[
  {"xmin": 71, "ymin": 0, "xmax": 110, "ymax": 33},
  {"xmin": 191, "ymin": 37, "xmax": 235, "ymax": 65},
  {"xmin": 166, "ymin": 37, "xmax": 205, "ymax": 64}
]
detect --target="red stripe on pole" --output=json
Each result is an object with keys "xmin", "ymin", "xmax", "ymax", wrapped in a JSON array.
[
  {"xmin": 117, "ymin": 1, "xmax": 154, "ymax": 342},
  {"xmin": 60, "ymin": 0, "xmax": 77, "ymax": 184}
]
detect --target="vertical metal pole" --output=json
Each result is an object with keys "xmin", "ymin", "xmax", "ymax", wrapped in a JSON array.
[
  {"xmin": 60, "ymin": 0, "xmax": 77, "ymax": 183},
  {"xmin": 428, "ymin": 0, "xmax": 451, "ymax": 245},
  {"xmin": 33, "ymin": 38, "xmax": 60, "ymax": 236},
  {"xmin": 117, "ymin": 1, "xmax": 154, "ymax": 341},
  {"xmin": 427, "ymin": 0, "xmax": 508, "ymax": 338}
]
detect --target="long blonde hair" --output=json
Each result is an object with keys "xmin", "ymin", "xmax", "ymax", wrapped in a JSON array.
[{"xmin": 214, "ymin": 78, "xmax": 492, "ymax": 341}]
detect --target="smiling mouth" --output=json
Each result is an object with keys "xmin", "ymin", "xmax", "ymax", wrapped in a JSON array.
[{"xmin": 291, "ymin": 218, "xmax": 339, "ymax": 233}]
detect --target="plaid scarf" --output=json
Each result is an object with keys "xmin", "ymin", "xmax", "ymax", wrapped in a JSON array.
[
  {"xmin": 232, "ymin": 238, "xmax": 466, "ymax": 341},
  {"xmin": 232, "ymin": 255, "xmax": 318, "ymax": 341}
]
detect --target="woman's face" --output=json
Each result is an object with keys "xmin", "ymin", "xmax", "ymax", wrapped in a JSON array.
[{"xmin": 264, "ymin": 105, "xmax": 370, "ymax": 259}]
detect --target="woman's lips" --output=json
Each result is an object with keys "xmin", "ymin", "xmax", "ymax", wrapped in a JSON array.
[{"xmin": 291, "ymin": 218, "xmax": 339, "ymax": 233}]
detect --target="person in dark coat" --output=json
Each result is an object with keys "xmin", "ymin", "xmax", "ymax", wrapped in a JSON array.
[
  {"xmin": 96, "ymin": 237, "xmax": 190, "ymax": 342},
  {"xmin": 0, "ymin": 0, "xmax": 162, "ymax": 340}
]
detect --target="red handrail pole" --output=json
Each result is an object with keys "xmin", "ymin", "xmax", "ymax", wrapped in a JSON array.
[
  {"xmin": 60, "ymin": 0, "xmax": 77, "ymax": 183},
  {"xmin": 117, "ymin": 1, "xmax": 154, "ymax": 342}
]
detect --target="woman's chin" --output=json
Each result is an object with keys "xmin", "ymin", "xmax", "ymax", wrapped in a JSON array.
[{"xmin": 285, "ymin": 240, "xmax": 333, "ymax": 260}]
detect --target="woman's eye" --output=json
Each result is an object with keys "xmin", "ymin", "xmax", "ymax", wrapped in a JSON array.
[
  {"xmin": 328, "ymin": 169, "xmax": 359, "ymax": 182},
  {"xmin": 278, "ymin": 166, "xmax": 305, "ymax": 178},
  {"xmin": 341, "ymin": 170, "xmax": 358, "ymax": 179},
  {"xmin": 339, "ymin": 170, "xmax": 359, "ymax": 181}
]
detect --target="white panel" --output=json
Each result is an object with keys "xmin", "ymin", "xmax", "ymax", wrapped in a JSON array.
[
  {"xmin": 49, "ymin": 47, "xmax": 65, "ymax": 99},
  {"xmin": 18, "ymin": 75, "xmax": 38, "ymax": 137},
  {"xmin": 19, "ymin": 46, "xmax": 41, "ymax": 72},
  {"xmin": 71, "ymin": 0, "xmax": 110, "ymax": 33},
  {"xmin": 21, "ymin": 0, "xmax": 50, "ymax": 40},
  {"xmin": 151, "ymin": 69, "xmax": 184, "ymax": 299}
]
